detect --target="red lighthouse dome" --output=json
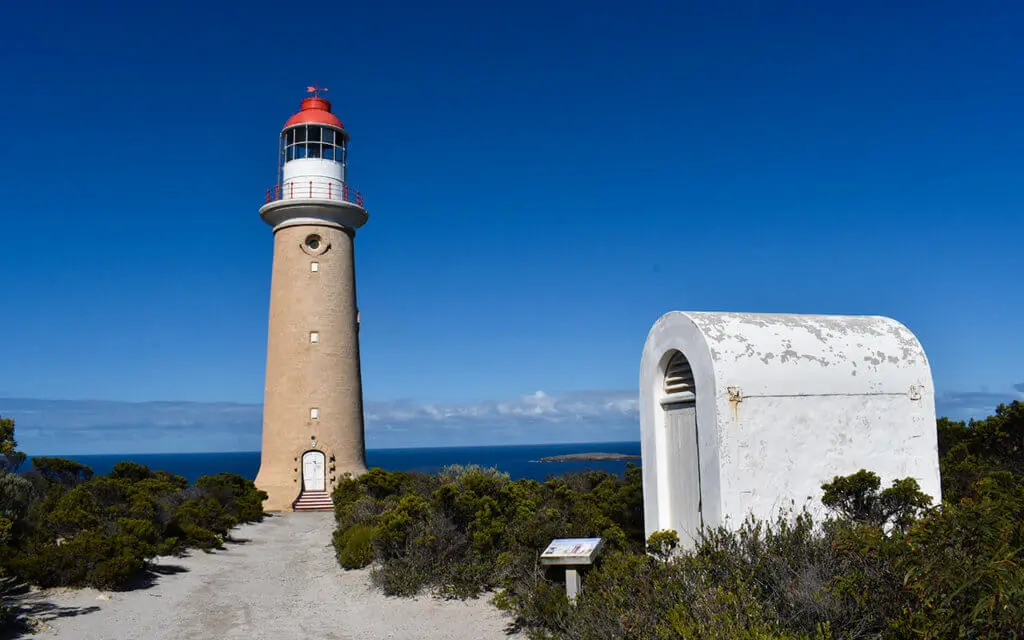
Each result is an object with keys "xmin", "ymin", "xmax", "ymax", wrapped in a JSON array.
[{"xmin": 283, "ymin": 96, "xmax": 344, "ymax": 129}]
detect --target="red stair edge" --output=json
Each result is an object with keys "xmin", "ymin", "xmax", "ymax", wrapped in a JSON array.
[{"xmin": 292, "ymin": 490, "xmax": 334, "ymax": 511}]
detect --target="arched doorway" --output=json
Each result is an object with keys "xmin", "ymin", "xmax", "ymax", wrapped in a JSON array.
[
  {"xmin": 301, "ymin": 450, "xmax": 326, "ymax": 492},
  {"xmin": 661, "ymin": 350, "xmax": 703, "ymax": 541}
]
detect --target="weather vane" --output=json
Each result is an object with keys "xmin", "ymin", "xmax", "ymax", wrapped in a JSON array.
[{"xmin": 306, "ymin": 84, "xmax": 328, "ymax": 98}]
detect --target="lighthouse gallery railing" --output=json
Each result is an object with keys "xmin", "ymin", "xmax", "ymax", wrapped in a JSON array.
[{"xmin": 265, "ymin": 182, "xmax": 365, "ymax": 207}]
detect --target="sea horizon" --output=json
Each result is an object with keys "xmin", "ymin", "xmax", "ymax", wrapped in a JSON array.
[
  {"xmin": 27, "ymin": 439, "xmax": 642, "ymax": 458},
  {"xmin": 23, "ymin": 441, "xmax": 643, "ymax": 483}
]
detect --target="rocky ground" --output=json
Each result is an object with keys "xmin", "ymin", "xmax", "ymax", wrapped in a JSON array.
[{"xmin": 10, "ymin": 512, "xmax": 511, "ymax": 640}]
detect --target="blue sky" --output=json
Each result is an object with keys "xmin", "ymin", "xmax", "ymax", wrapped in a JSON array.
[{"xmin": 1, "ymin": 0, "xmax": 1021, "ymax": 454}]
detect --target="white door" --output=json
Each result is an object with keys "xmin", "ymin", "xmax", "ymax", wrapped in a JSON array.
[
  {"xmin": 666, "ymin": 403, "xmax": 702, "ymax": 544},
  {"xmin": 302, "ymin": 451, "xmax": 326, "ymax": 491}
]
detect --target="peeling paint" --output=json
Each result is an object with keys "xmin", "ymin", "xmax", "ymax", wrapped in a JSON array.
[
  {"xmin": 799, "ymin": 354, "xmax": 832, "ymax": 367},
  {"xmin": 640, "ymin": 311, "xmax": 939, "ymax": 548}
]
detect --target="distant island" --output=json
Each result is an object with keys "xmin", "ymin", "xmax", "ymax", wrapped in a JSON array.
[{"xmin": 538, "ymin": 452, "xmax": 641, "ymax": 462}]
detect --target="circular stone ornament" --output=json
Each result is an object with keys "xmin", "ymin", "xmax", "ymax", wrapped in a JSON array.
[{"xmin": 301, "ymin": 233, "xmax": 330, "ymax": 256}]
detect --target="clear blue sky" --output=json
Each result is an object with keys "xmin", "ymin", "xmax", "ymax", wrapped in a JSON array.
[{"xmin": 1, "ymin": 0, "xmax": 1021, "ymax": 452}]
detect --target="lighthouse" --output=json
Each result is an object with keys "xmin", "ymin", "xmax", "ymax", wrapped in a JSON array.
[{"xmin": 254, "ymin": 88, "xmax": 369, "ymax": 511}]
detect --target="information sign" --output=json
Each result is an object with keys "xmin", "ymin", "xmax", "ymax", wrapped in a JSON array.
[{"xmin": 539, "ymin": 537, "xmax": 604, "ymax": 566}]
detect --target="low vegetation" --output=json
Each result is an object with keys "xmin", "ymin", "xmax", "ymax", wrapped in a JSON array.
[
  {"xmin": 331, "ymin": 462, "xmax": 643, "ymax": 598},
  {"xmin": 331, "ymin": 401, "xmax": 1024, "ymax": 638},
  {"xmin": 0, "ymin": 416, "xmax": 266, "ymax": 629}
]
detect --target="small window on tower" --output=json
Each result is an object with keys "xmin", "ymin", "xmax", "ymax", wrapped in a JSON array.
[
  {"xmin": 307, "ymin": 126, "xmax": 322, "ymax": 142},
  {"xmin": 310, "ymin": 331, "xmax": 320, "ymax": 343},
  {"xmin": 323, "ymin": 129, "xmax": 335, "ymax": 145},
  {"xmin": 311, "ymin": 262, "xmax": 319, "ymax": 272},
  {"xmin": 310, "ymin": 408, "xmax": 320, "ymax": 420}
]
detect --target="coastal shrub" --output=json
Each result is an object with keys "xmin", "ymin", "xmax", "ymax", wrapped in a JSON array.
[
  {"xmin": 889, "ymin": 473, "xmax": 1024, "ymax": 637},
  {"xmin": 333, "ymin": 402, "xmax": 1024, "ymax": 639},
  {"xmin": 645, "ymin": 529, "xmax": 679, "ymax": 559},
  {"xmin": 169, "ymin": 496, "xmax": 235, "ymax": 549},
  {"xmin": 0, "ymin": 472, "xmax": 34, "ymax": 526},
  {"xmin": 0, "ymin": 420, "xmax": 30, "ymax": 632},
  {"xmin": 28, "ymin": 456, "xmax": 94, "ymax": 487},
  {"xmin": 330, "ymin": 463, "xmax": 645, "ymax": 598},
  {"xmin": 108, "ymin": 461, "xmax": 156, "ymax": 482},
  {"xmin": 0, "ymin": 420, "xmax": 267, "ymax": 598},
  {"xmin": 499, "ymin": 475, "xmax": 1024, "ymax": 639},
  {"xmin": 820, "ymin": 469, "xmax": 932, "ymax": 531},
  {"xmin": 0, "ymin": 417, "xmax": 26, "ymax": 473},
  {"xmin": 520, "ymin": 544, "xmax": 835, "ymax": 640},
  {"xmin": 196, "ymin": 472, "xmax": 268, "ymax": 524},
  {"xmin": 10, "ymin": 531, "xmax": 132, "ymax": 589},
  {"xmin": 937, "ymin": 400, "xmax": 1024, "ymax": 502},
  {"xmin": 333, "ymin": 523, "xmax": 376, "ymax": 569}
]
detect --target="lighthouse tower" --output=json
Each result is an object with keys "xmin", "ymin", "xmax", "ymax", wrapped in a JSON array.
[{"xmin": 255, "ymin": 89, "xmax": 369, "ymax": 511}]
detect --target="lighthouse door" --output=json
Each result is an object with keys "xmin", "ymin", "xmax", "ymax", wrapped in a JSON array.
[{"xmin": 302, "ymin": 451, "xmax": 326, "ymax": 491}]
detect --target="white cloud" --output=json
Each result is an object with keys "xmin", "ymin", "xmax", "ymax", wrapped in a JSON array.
[
  {"xmin": 0, "ymin": 390, "xmax": 640, "ymax": 455},
  {"xmin": 935, "ymin": 387, "xmax": 1024, "ymax": 421},
  {"xmin": 4, "ymin": 383, "xmax": 1016, "ymax": 455}
]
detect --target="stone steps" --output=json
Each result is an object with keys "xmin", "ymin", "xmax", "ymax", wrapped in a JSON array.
[{"xmin": 293, "ymin": 490, "xmax": 333, "ymax": 511}]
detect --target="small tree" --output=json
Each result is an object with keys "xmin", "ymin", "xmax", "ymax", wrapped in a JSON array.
[
  {"xmin": 0, "ymin": 417, "xmax": 26, "ymax": 473},
  {"xmin": 30, "ymin": 457, "xmax": 94, "ymax": 487},
  {"xmin": 646, "ymin": 529, "xmax": 680, "ymax": 560},
  {"xmin": 821, "ymin": 470, "xmax": 932, "ymax": 531}
]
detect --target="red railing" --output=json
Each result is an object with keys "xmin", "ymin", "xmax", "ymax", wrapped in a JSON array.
[{"xmin": 265, "ymin": 181, "xmax": 365, "ymax": 207}]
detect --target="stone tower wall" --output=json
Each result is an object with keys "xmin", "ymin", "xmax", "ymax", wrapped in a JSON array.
[{"xmin": 255, "ymin": 222, "xmax": 367, "ymax": 511}]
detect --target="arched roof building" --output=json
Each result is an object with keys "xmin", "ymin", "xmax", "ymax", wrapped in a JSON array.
[{"xmin": 639, "ymin": 311, "xmax": 941, "ymax": 546}]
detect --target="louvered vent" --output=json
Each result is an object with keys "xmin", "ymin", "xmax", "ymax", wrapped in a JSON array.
[{"xmin": 664, "ymin": 351, "xmax": 695, "ymax": 395}]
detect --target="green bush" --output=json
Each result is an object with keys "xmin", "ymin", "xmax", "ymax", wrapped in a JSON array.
[
  {"xmin": 9, "ymin": 530, "xmax": 145, "ymax": 589},
  {"xmin": 0, "ymin": 420, "xmax": 267, "ymax": 595},
  {"xmin": 333, "ymin": 403, "xmax": 1024, "ymax": 639},
  {"xmin": 536, "ymin": 546, "xmax": 835, "ymax": 640},
  {"xmin": 0, "ymin": 471, "xmax": 35, "ymax": 534},
  {"xmin": 195, "ymin": 472, "xmax": 268, "ymax": 524},
  {"xmin": 891, "ymin": 474, "xmax": 1024, "ymax": 636},
  {"xmin": 29, "ymin": 456, "xmax": 94, "ymax": 487},
  {"xmin": 821, "ymin": 469, "xmax": 932, "ymax": 531},
  {"xmin": 334, "ymin": 523, "xmax": 376, "ymax": 569},
  {"xmin": 330, "ymin": 463, "xmax": 645, "ymax": 599},
  {"xmin": 938, "ymin": 400, "xmax": 1024, "ymax": 502},
  {"xmin": 169, "ymin": 497, "xmax": 234, "ymax": 549},
  {"xmin": 0, "ymin": 417, "xmax": 25, "ymax": 473}
]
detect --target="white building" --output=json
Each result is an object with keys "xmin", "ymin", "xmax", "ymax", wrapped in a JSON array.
[{"xmin": 638, "ymin": 311, "xmax": 942, "ymax": 547}]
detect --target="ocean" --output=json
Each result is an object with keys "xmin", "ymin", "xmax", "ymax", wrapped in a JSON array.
[{"xmin": 43, "ymin": 441, "xmax": 642, "ymax": 483}]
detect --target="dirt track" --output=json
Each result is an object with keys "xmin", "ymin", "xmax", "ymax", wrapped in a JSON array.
[{"xmin": 15, "ymin": 512, "xmax": 510, "ymax": 640}]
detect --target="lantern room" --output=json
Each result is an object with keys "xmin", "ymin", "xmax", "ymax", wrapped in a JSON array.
[
  {"xmin": 266, "ymin": 92, "xmax": 363, "ymax": 208},
  {"xmin": 283, "ymin": 122, "xmax": 348, "ymax": 164}
]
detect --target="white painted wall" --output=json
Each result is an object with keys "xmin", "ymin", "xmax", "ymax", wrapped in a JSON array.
[
  {"xmin": 282, "ymin": 158, "xmax": 344, "ymax": 200},
  {"xmin": 639, "ymin": 312, "xmax": 941, "ymax": 547}
]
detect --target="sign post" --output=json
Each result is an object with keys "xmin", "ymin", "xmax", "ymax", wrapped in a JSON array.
[{"xmin": 539, "ymin": 537, "xmax": 604, "ymax": 602}]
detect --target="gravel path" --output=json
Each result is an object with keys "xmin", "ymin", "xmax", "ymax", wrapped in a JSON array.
[{"xmin": 14, "ymin": 512, "xmax": 511, "ymax": 640}]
